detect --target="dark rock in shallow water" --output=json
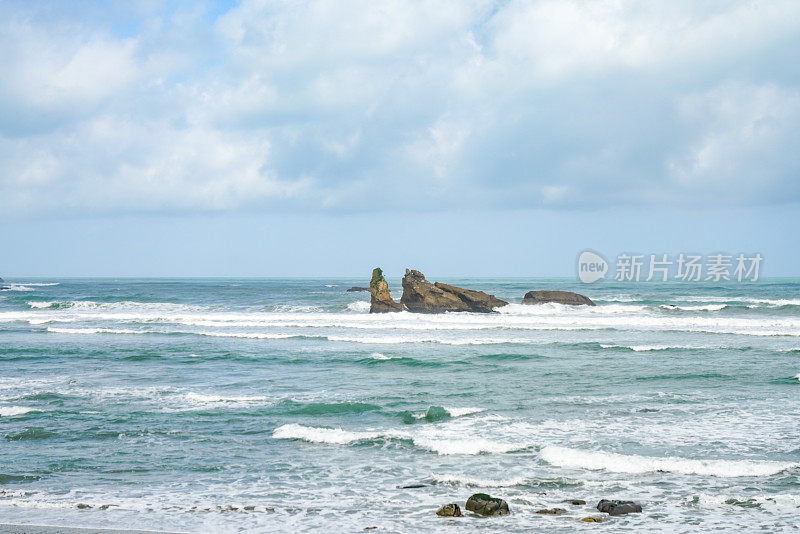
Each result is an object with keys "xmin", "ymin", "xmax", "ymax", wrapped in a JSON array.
[
  {"xmin": 400, "ymin": 269, "xmax": 508, "ymax": 313},
  {"xmin": 581, "ymin": 516, "xmax": 603, "ymax": 522},
  {"xmin": 536, "ymin": 507, "xmax": 567, "ymax": 515},
  {"xmin": 563, "ymin": 499, "xmax": 586, "ymax": 505},
  {"xmin": 369, "ymin": 268, "xmax": 402, "ymax": 313},
  {"xmin": 465, "ymin": 493, "xmax": 509, "ymax": 516},
  {"xmin": 436, "ymin": 503, "xmax": 463, "ymax": 517},
  {"xmin": 597, "ymin": 499, "xmax": 642, "ymax": 515},
  {"xmin": 522, "ymin": 290, "xmax": 595, "ymax": 306},
  {"xmin": 346, "ymin": 286, "xmax": 369, "ymax": 292}
]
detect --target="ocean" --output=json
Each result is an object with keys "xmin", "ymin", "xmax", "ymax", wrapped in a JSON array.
[{"xmin": 0, "ymin": 278, "xmax": 798, "ymax": 532}]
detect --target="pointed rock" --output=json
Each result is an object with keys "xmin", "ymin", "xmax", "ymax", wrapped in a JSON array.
[{"xmin": 369, "ymin": 268, "xmax": 402, "ymax": 313}]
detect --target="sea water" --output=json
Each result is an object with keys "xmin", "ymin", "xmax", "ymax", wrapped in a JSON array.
[{"xmin": 0, "ymin": 278, "xmax": 798, "ymax": 532}]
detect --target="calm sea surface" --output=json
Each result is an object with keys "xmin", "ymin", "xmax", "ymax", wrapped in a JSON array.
[{"xmin": 1, "ymin": 278, "xmax": 799, "ymax": 532}]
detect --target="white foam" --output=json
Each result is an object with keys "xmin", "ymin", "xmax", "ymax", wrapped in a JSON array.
[
  {"xmin": 660, "ymin": 304, "xmax": 727, "ymax": 311},
  {"xmin": 601, "ymin": 344, "xmax": 684, "ymax": 351},
  {"xmin": 695, "ymin": 493, "xmax": 800, "ymax": 509},
  {"xmin": 271, "ymin": 305, "xmax": 323, "ymax": 313},
  {"xmin": 683, "ymin": 296, "xmax": 800, "ymax": 307},
  {"xmin": 431, "ymin": 474, "xmax": 527, "ymax": 487},
  {"xmin": 414, "ymin": 436, "xmax": 524, "ymax": 455},
  {"xmin": 0, "ymin": 406, "xmax": 39, "ymax": 417},
  {"xmin": 28, "ymin": 300, "xmax": 207, "ymax": 312},
  {"xmin": 539, "ymin": 445, "xmax": 798, "ymax": 477},
  {"xmin": 47, "ymin": 327, "xmax": 147, "ymax": 335},
  {"xmin": 272, "ymin": 423, "xmax": 384, "ymax": 445},
  {"xmin": 407, "ymin": 406, "xmax": 485, "ymax": 420},
  {"xmin": 369, "ymin": 352, "xmax": 392, "ymax": 360},
  {"xmin": 2, "ymin": 285, "xmax": 35, "ymax": 291},
  {"xmin": 444, "ymin": 407, "xmax": 485, "ymax": 417},
  {"xmin": 197, "ymin": 331, "xmax": 301, "ymax": 340},
  {"xmin": 272, "ymin": 423, "xmax": 526, "ymax": 455},
  {"xmin": 182, "ymin": 392, "xmax": 272, "ymax": 406},
  {"xmin": 795, "ymin": 373, "xmax": 800, "ymax": 382},
  {"xmin": 346, "ymin": 301, "xmax": 370, "ymax": 313}
]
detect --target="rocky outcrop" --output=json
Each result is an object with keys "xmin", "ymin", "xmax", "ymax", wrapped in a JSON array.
[
  {"xmin": 400, "ymin": 270, "xmax": 507, "ymax": 313},
  {"xmin": 436, "ymin": 503, "xmax": 463, "ymax": 517},
  {"xmin": 596, "ymin": 500, "xmax": 642, "ymax": 516},
  {"xmin": 563, "ymin": 499, "xmax": 586, "ymax": 505},
  {"xmin": 369, "ymin": 268, "xmax": 402, "ymax": 313},
  {"xmin": 581, "ymin": 516, "xmax": 603, "ymax": 522},
  {"xmin": 346, "ymin": 287, "xmax": 369, "ymax": 292},
  {"xmin": 465, "ymin": 493, "xmax": 509, "ymax": 516},
  {"xmin": 522, "ymin": 290, "xmax": 595, "ymax": 306},
  {"xmin": 536, "ymin": 508, "xmax": 567, "ymax": 515},
  {"xmin": 434, "ymin": 283, "xmax": 508, "ymax": 313}
]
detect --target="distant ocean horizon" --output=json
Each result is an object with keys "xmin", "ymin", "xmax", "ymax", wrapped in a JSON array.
[{"xmin": 1, "ymin": 277, "xmax": 799, "ymax": 532}]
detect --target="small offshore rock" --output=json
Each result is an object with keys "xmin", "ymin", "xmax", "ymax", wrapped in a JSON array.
[
  {"xmin": 522, "ymin": 290, "xmax": 595, "ymax": 306},
  {"xmin": 76, "ymin": 503, "xmax": 92, "ymax": 509},
  {"xmin": 399, "ymin": 484, "xmax": 427, "ymax": 489},
  {"xmin": 436, "ymin": 503, "xmax": 463, "ymax": 517},
  {"xmin": 563, "ymin": 499, "xmax": 586, "ymax": 505},
  {"xmin": 369, "ymin": 268, "xmax": 402, "ymax": 313},
  {"xmin": 597, "ymin": 499, "xmax": 642, "ymax": 515},
  {"xmin": 465, "ymin": 493, "xmax": 509, "ymax": 516},
  {"xmin": 346, "ymin": 286, "xmax": 370, "ymax": 292},
  {"xmin": 536, "ymin": 507, "xmax": 567, "ymax": 515},
  {"xmin": 581, "ymin": 516, "xmax": 603, "ymax": 522}
]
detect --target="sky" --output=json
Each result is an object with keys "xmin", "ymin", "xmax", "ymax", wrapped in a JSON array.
[{"xmin": 1, "ymin": 0, "xmax": 799, "ymax": 277}]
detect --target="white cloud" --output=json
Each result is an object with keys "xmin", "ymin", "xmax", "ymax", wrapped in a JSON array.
[
  {"xmin": 1, "ymin": 0, "xmax": 799, "ymax": 217},
  {"xmin": 669, "ymin": 82, "xmax": 800, "ymax": 201}
]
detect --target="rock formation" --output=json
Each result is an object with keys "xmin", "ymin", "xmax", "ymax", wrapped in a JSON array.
[
  {"xmin": 522, "ymin": 290, "xmax": 595, "ymax": 306},
  {"xmin": 345, "ymin": 287, "xmax": 369, "ymax": 292},
  {"xmin": 369, "ymin": 268, "xmax": 402, "ymax": 313},
  {"xmin": 536, "ymin": 508, "xmax": 567, "ymax": 515},
  {"xmin": 400, "ymin": 269, "xmax": 507, "ymax": 313},
  {"xmin": 596, "ymin": 499, "xmax": 642, "ymax": 516},
  {"xmin": 434, "ymin": 283, "xmax": 508, "ymax": 313},
  {"xmin": 465, "ymin": 493, "xmax": 509, "ymax": 516},
  {"xmin": 436, "ymin": 503, "xmax": 463, "ymax": 517}
]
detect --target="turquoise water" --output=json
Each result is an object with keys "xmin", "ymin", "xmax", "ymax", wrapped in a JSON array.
[{"xmin": 1, "ymin": 278, "xmax": 799, "ymax": 532}]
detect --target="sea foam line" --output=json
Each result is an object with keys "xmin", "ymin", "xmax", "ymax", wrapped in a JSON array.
[
  {"xmin": 0, "ymin": 406, "xmax": 40, "ymax": 417},
  {"xmin": 271, "ymin": 423, "xmax": 527, "ymax": 455},
  {"xmin": 539, "ymin": 445, "xmax": 797, "ymax": 477}
]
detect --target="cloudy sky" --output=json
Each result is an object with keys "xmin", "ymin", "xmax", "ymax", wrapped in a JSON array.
[{"xmin": 1, "ymin": 0, "xmax": 799, "ymax": 277}]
